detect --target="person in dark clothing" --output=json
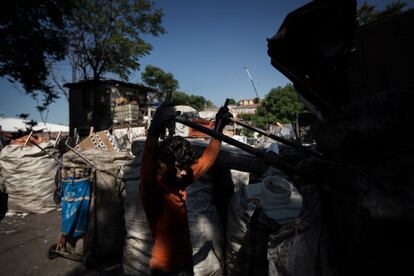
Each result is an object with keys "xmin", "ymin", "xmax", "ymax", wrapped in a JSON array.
[{"xmin": 140, "ymin": 104, "xmax": 232, "ymax": 275}]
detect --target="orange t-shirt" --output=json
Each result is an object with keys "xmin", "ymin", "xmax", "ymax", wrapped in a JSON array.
[{"xmin": 139, "ymin": 137, "xmax": 221, "ymax": 272}]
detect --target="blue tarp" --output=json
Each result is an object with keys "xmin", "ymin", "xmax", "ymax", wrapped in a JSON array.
[{"xmin": 61, "ymin": 177, "xmax": 91, "ymax": 238}]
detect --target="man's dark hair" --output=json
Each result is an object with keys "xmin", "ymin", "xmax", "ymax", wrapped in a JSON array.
[{"xmin": 158, "ymin": 136, "xmax": 196, "ymax": 167}]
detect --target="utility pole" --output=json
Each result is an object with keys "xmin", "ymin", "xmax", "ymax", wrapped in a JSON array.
[{"xmin": 243, "ymin": 66, "xmax": 260, "ymax": 99}]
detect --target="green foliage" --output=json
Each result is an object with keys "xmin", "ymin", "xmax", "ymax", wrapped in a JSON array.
[
  {"xmin": 17, "ymin": 113, "xmax": 30, "ymax": 121},
  {"xmin": 237, "ymin": 84, "xmax": 305, "ymax": 130},
  {"xmin": 241, "ymin": 128, "xmax": 255, "ymax": 137},
  {"xmin": 141, "ymin": 65, "xmax": 178, "ymax": 94},
  {"xmin": 357, "ymin": 1, "xmax": 407, "ymax": 25},
  {"xmin": 227, "ymin": 98, "xmax": 237, "ymax": 105},
  {"xmin": 0, "ymin": 0, "xmax": 72, "ymax": 107},
  {"xmin": 171, "ymin": 91, "xmax": 188, "ymax": 105},
  {"xmin": 236, "ymin": 114, "xmax": 256, "ymax": 137},
  {"xmin": 68, "ymin": 0, "xmax": 165, "ymax": 81},
  {"xmin": 238, "ymin": 113, "xmax": 254, "ymax": 121},
  {"xmin": 16, "ymin": 113, "xmax": 38, "ymax": 134},
  {"xmin": 172, "ymin": 91, "xmax": 213, "ymax": 111},
  {"xmin": 256, "ymin": 84, "xmax": 305, "ymax": 125},
  {"xmin": 141, "ymin": 65, "xmax": 212, "ymax": 110},
  {"xmin": 1, "ymin": 0, "xmax": 165, "ymax": 109}
]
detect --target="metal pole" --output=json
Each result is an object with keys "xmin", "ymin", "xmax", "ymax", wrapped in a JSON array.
[
  {"xmin": 55, "ymin": 131, "xmax": 62, "ymax": 147},
  {"xmin": 23, "ymin": 131, "xmax": 64, "ymax": 165},
  {"xmin": 159, "ymin": 89, "xmax": 175, "ymax": 139},
  {"xmin": 29, "ymin": 141, "xmax": 64, "ymax": 166},
  {"xmin": 173, "ymin": 116, "xmax": 298, "ymax": 174},
  {"xmin": 63, "ymin": 141, "xmax": 96, "ymax": 168},
  {"xmin": 24, "ymin": 131, "xmax": 33, "ymax": 147},
  {"xmin": 175, "ymin": 116, "xmax": 264, "ymax": 158},
  {"xmin": 213, "ymin": 98, "xmax": 230, "ymax": 132},
  {"xmin": 230, "ymin": 118, "xmax": 323, "ymax": 158},
  {"xmin": 243, "ymin": 67, "xmax": 260, "ymax": 99},
  {"xmin": 230, "ymin": 118, "xmax": 297, "ymax": 147}
]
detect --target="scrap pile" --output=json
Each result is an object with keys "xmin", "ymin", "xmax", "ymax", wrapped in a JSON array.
[
  {"xmin": 0, "ymin": 122, "xmax": 310, "ymax": 275},
  {"xmin": 48, "ymin": 129, "xmax": 134, "ymax": 264},
  {"xmin": 123, "ymin": 138, "xmax": 307, "ymax": 276}
]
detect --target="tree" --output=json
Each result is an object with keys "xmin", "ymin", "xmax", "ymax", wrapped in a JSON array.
[
  {"xmin": 244, "ymin": 84, "xmax": 305, "ymax": 129},
  {"xmin": 140, "ymin": 65, "xmax": 213, "ymax": 109},
  {"xmin": 172, "ymin": 91, "xmax": 213, "ymax": 111},
  {"xmin": 17, "ymin": 113, "xmax": 30, "ymax": 121},
  {"xmin": 14, "ymin": 113, "xmax": 38, "ymax": 138},
  {"xmin": 141, "ymin": 65, "xmax": 178, "ymax": 96},
  {"xmin": 1, "ymin": 0, "xmax": 165, "ymax": 109},
  {"xmin": 187, "ymin": 94, "xmax": 214, "ymax": 111},
  {"xmin": 227, "ymin": 98, "xmax": 237, "ymax": 105},
  {"xmin": 0, "ymin": 1, "xmax": 73, "ymax": 107},
  {"xmin": 67, "ymin": 0, "xmax": 165, "ymax": 81},
  {"xmin": 357, "ymin": 1, "xmax": 407, "ymax": 25}
]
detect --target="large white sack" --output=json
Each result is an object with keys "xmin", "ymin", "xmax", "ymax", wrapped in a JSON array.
[
  {"xmin": 62, "ymin": 149, "xmax": 133, "ymax": 259},
  {"xmin": 187, "ymin": 172, "xmax": 225, "ymax": 276},
  {"xmin": 225, "ymin": 187, "xmax": 259, "ymax": 275},
  {"xmin": 230, "ymin": 169, "xmax": 250, "ymax": 192},
  {"xmin": 122, "ymin": 153, "xmax": 152, "ymax": 276},
  {"xmin": 0, "ymin": 158, "xmax": 5, "ymax": 193},
  {"xmin": 0, "ymin": 141, "xmax": 59, "ymax": 213},
  {"xmin": 267, "ymin": 184, "xmax": 321, "ymax": 276}
]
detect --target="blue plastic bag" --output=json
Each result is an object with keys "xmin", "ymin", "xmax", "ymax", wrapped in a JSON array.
[{"xmin": 61, "ymin": 177, "xmax": 91, "ymax": 238}]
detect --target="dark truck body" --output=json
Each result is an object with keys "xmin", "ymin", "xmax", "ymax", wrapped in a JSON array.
[{"xmin": 267, "ymin": 0, "xmax": 414, "ymax": 275}]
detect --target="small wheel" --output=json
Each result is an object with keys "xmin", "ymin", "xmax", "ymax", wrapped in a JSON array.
[
  {"xmin": 53, "ymin": 190, "xmax": 61, "ymax": 205},
  {"xmin": 47, "ymin": 244, "xmax": 59, "ymax": 260},
  {"xmin": 83, "ymin": 252, "xmax": 96, "ymax": 268}
]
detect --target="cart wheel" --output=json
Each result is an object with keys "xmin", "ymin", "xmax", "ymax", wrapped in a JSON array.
[
  {"xmin": 47, "ymin": 244, "xmax": 59, "ymax": 260},
  {"xmin": 83, "ymin": 252, "xmax": 96, "ymax": 268},
  {"xmin": 53, "ymin": 190, "xmax": 61, "ymax": 205}
]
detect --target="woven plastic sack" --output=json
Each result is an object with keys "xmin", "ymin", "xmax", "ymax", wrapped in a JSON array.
[
  {"xmin": 225, "ymin": 187, "xmax": 260, "ymax": 275},
  {"xmin": 267, "ymin": 184, "xmax": 321, "ymax": 276},
  {"xmin": 187, "ymin": 172, "xmax": 225, "ymax": 276},
  {"xmin": 122, "ymin": 153, "xmax": 153, "ymax": 276},
  {"xmin": 62, "ymin": 149, "xmax": 133, "ymax": 259},
  {"xmin": 0, "ymin": 141, "xmax": 59, "ymax": 213}
]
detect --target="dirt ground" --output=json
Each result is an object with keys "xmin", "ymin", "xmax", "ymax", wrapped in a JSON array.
[{"xmin": 0, "ymin": 210, "xmax": 123, "ymax": 276}]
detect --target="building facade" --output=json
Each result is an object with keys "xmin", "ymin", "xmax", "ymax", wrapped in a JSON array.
[
  {"xmin": 64, "ymin": 80, "xmax": 157, "ymax": 137},
  {"xmin": 228, "ymin": 98, "xmax": 259, "ymax": 118}
]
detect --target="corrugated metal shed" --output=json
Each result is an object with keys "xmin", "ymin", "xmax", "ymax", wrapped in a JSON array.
[{"xmin": 64, "ymin": 80, "xmax": 158, "ymax": 136}]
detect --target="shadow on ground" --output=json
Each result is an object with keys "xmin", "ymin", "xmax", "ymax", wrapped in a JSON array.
[{"xmin": 0, "ymin": 210, "xmax": 123, "ymax": 276}]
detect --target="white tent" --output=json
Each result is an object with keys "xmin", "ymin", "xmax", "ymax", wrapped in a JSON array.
[
  {"xmin": 174, "ymin": 105, "xmax": 198, "ymax": 115},
  {"xmin": 0, "ymin": 117, "xmax": 69, "ymax": 132},
  {"xmin": 198, "ymin": 110, "xmax": 217, "ymax": 120}
]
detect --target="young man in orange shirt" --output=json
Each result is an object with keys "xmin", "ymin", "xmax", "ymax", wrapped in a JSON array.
[{"xmin": 140, "ymin": 104, "xmax": 231, "ymax": 275}]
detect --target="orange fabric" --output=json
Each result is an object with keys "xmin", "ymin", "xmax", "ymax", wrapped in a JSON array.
[
  {"xmin": 10, "ymin": 135, "xmax": 48, "ymax": 145},
  {"xmin": 139, "ymin": 137, "xmax": 221, "ymax": 272}
]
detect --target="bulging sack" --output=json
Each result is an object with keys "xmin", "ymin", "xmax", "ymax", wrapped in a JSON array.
[
  {"xmin": 0, "ymin": 141, "xmax": 59, "ymax": 213},
  {"xmin": 122, "ymin": 155, "xmax": 153, "ymax": 276},
  {"xmin": 62, "ymin": 149, "xmax": 133, "ymax": 259}
]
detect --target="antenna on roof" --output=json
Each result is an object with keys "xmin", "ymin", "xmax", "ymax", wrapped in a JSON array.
[{"xmin": 243, "ymin": 66, "xmax": 260, "ymax": 99}]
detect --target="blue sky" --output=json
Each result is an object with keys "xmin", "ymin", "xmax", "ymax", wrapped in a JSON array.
[{"xmin": 0, "ymin": 0, "xmax": 409, "ymax": 125}]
